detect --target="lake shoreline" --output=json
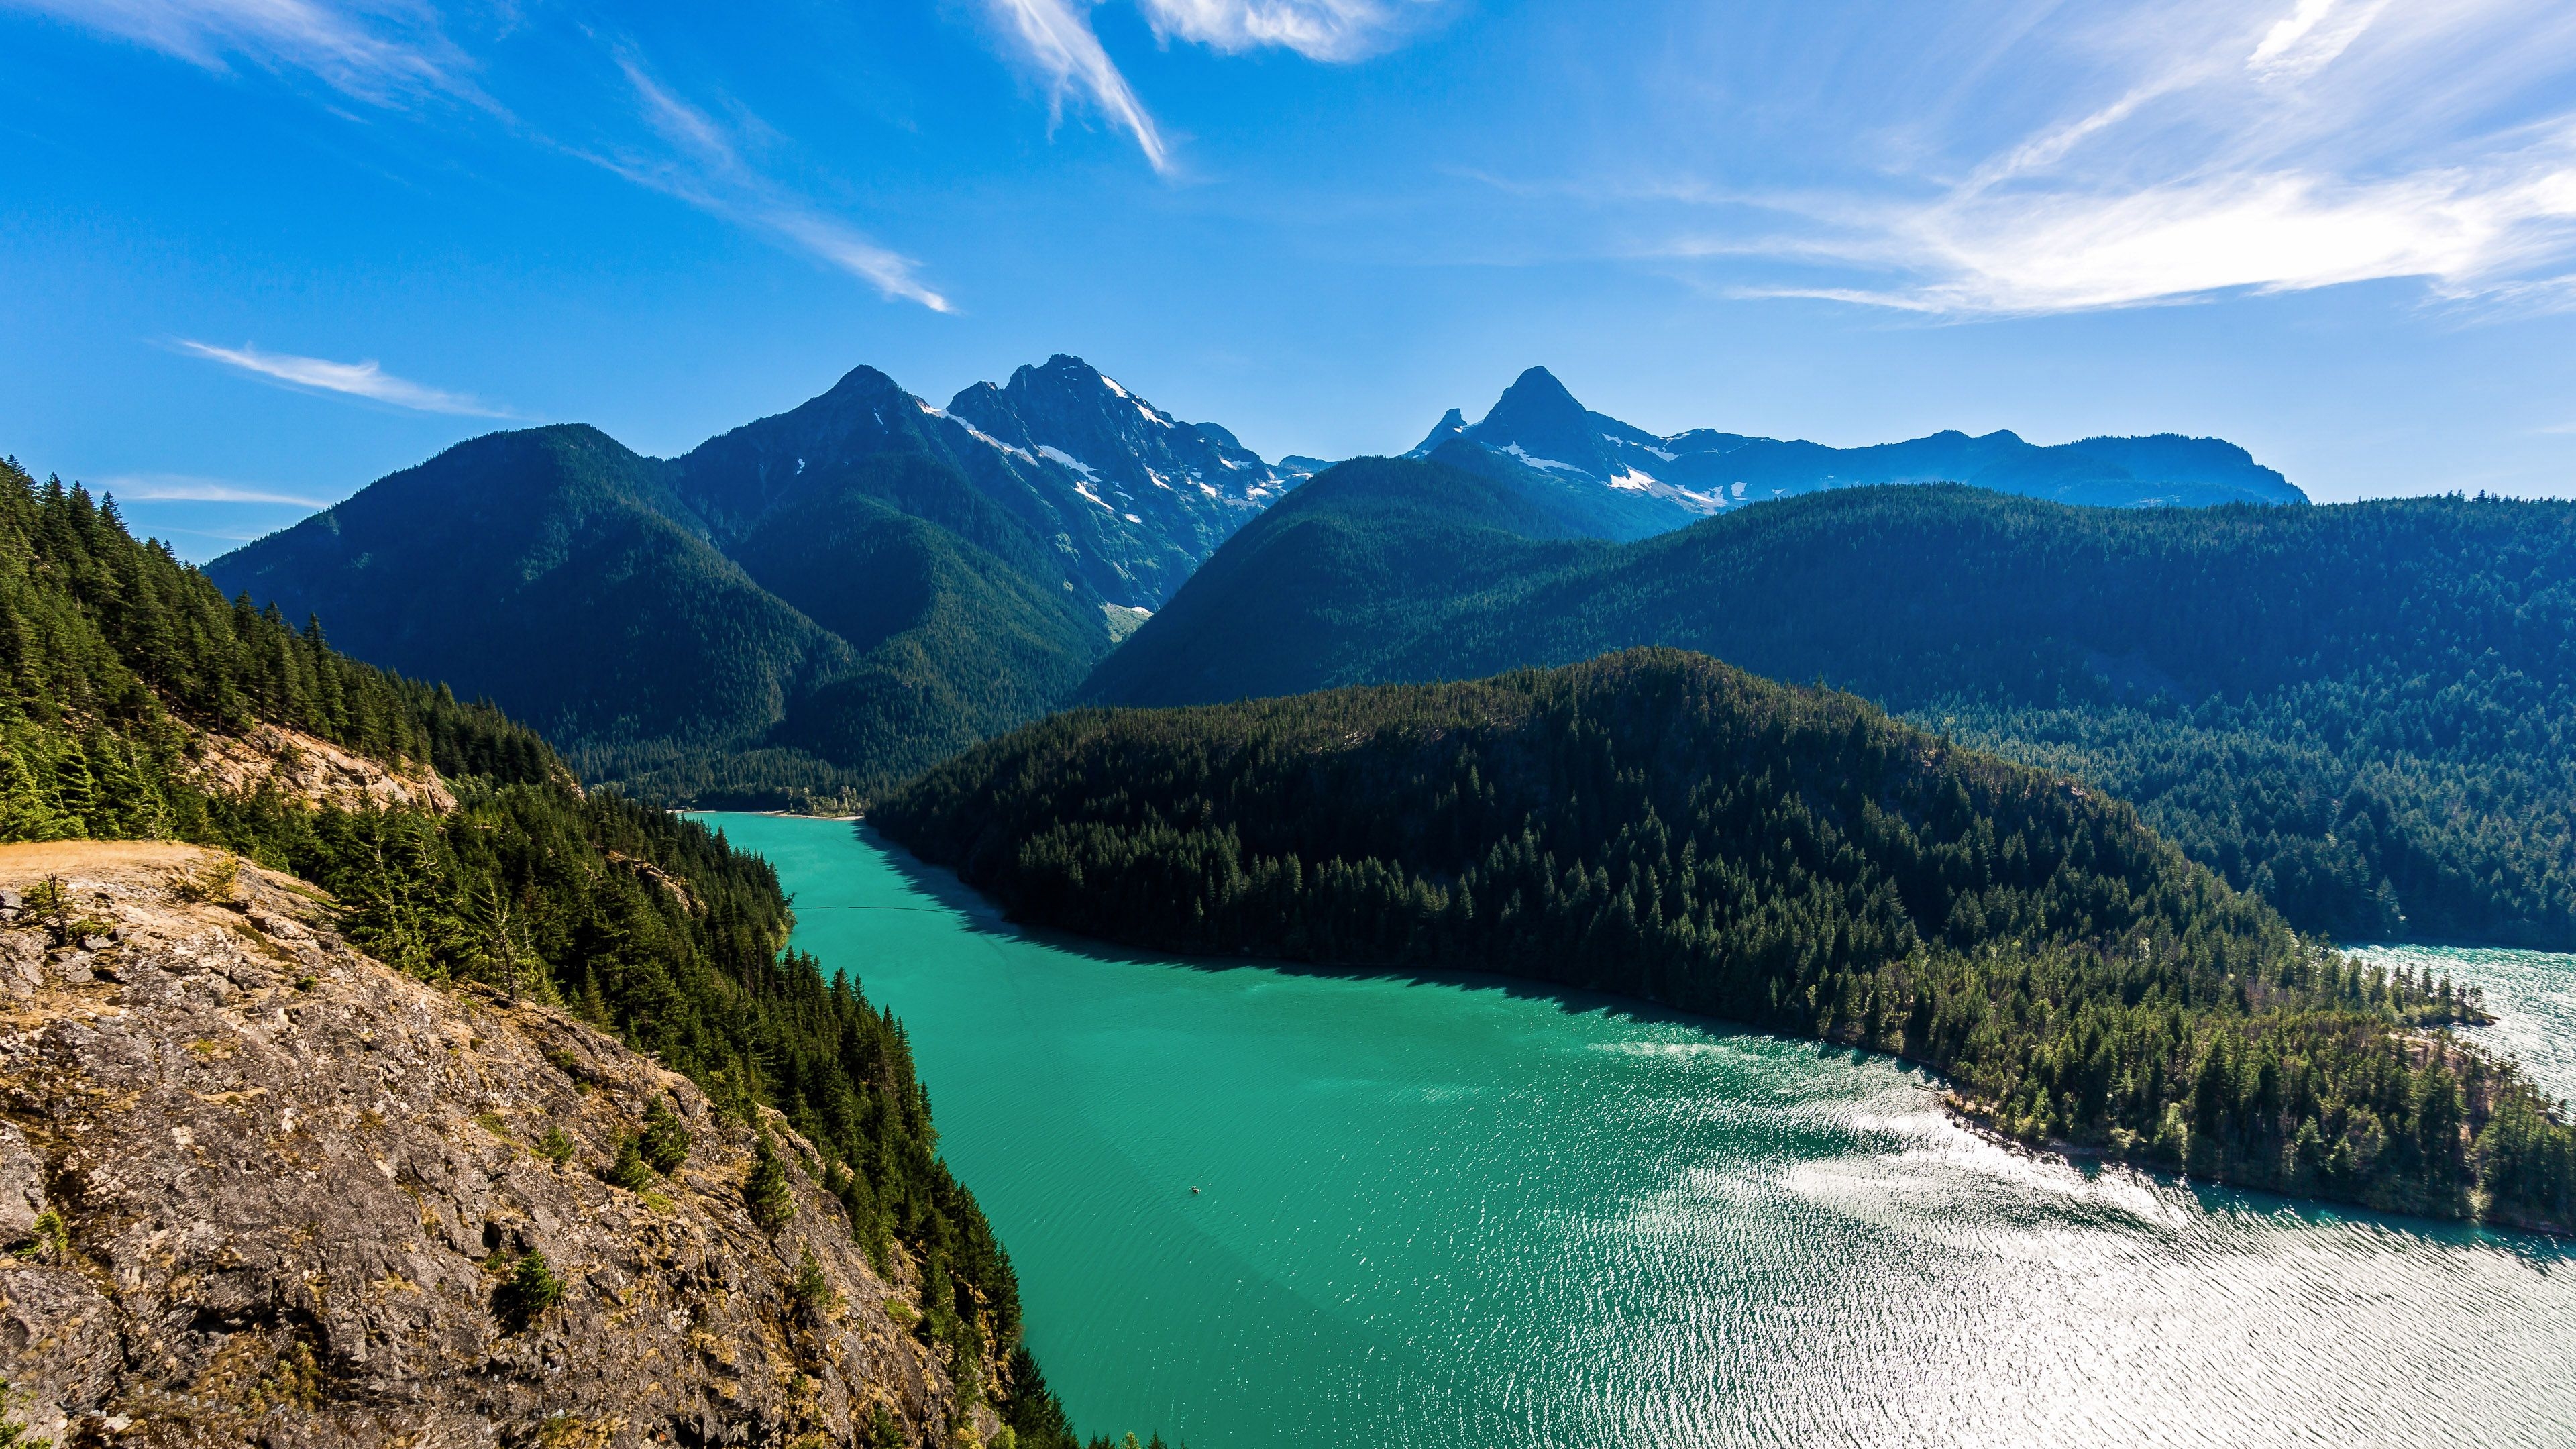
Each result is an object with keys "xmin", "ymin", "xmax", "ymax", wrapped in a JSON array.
[{"xmin": 706, "ymin": 812, "xmax": 2576, "ymax": 1448}]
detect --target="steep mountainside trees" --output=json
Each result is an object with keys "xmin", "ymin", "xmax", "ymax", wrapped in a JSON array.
[
  {"xmin": 207, "ymin": 358, "xmax": 1320, "ymax": 810},
  {"xmin": 888, "ymin": 649, "xmax": 2576, "ymax": 1232},
  {"xmin": 1092, "ymin": 472, "xmax": 2576, "ymax": 948},
  {"xmin": 0, "ymin": 452, "xmax": 1112, "ymax": 1446}
]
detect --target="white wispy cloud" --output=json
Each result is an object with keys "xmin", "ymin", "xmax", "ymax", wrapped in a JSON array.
[
  {"xmin": 17, "ymin": 6, "xmax": 945, "ymax": 310},
  {"xmin": 985, "ymin": 0, "xmax": 1171, "ymax": 173},
  {"xmin": 2247, "ymin": 0, "xmax": 2392, "ymax": 81},
  {"xmin": 976, "ymin": 0, "xmax": 1432, "ymax": 171},
  {"xmin": 175, "ymin": 340, "xmax": 511, "ymax": 415},
  {"xmin": 601, "ymin": 56, "xmax": 953, "ymax": 312},
  {"xmin": 1657, "ymin": 0, "xmax": 2576, "ymax": 317},
  {"xmin": 1760, "ymin": 146, "xmax": 2576, "ymax": 316},
  {"xmin": 2, "ymin": 0, "xmax": 474, "ymax": 104},
  {"xmin": 94, "ymin": 473, "xmax": 330, "ymax": 506},
  {"xmin": 1135, "ymin": 0, "xmax": 1430, "ymax": 62}
]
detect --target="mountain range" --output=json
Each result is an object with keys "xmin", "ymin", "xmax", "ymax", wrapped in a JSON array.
[
  {"xmin": 1407, "ymin": 366, "xmax": 2306, "ymax": 539},
  {"xmin": 1087, "ymin": 458, "xmax": 2576, "ymax": 947},
  {"xmin": 207, "ymin": 356, "xmax": 2306, "ymax": 809},
  {"xmin": 207, "ymin": 356, "xmax": 1309, "ymax": 806}
]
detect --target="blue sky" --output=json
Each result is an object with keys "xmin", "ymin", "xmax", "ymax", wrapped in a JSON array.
[{"xmin": 6, "ymin": 0, "xmax": 2576, "ymax": 558}]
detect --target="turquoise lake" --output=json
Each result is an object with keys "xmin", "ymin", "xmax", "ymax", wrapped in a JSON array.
[{"xmin": 703, "ymin": 813, "xmax": 2576, "ymax": 1448}]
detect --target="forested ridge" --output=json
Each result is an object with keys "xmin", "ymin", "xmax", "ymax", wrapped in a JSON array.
[
  {"xmin": 1091, "ymin": 472, "xmax": 2576, "ymax": 949},
  {"xmin": 204, "ymin": 355, "xmax": 1289, "ymax": 817},
  {"xmin": 888, "ymin": 649, "xmax": 2576, "ymax": 1232},
  {"xmin": 0, "ymin": 454, "xmax": 1147, "ymax": 1448},
  {"xmin": 206, "ymin": 425, "xmax": 1117, "ymax": 814}
]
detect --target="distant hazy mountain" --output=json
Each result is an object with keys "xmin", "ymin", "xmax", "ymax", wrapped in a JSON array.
[
  {"xmin": 1407, "ymin": 367, "xmax": 2306, "ymax": 537},
  {"xmin": 1087, "ymin": 461, "xmax": 2576, "ymax": 947},
  {"xmin": 208, "ymin": 357, "xmax": 1304, "ymax": 806}
]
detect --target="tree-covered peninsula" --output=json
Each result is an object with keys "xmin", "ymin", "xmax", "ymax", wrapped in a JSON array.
[{"xmin": 884, "ymin": 647, "xmax": 2576, "ymax": 1233}]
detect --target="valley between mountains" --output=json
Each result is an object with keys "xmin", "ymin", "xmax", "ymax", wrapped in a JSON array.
[
  {"xmin": 199, "ymin": 360, "xmax": 2306, "ymax": 815},
  {"xmin": 5, "ymin": 355, "xmax": 2575, "ymax": 1446}
]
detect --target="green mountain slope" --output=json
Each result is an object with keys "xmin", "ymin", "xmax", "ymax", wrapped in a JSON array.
[
  {"xmin": 1089, "ymin": 472, "xmax": 2576, "ymax": 947},
  {"xmin": 739, "ymin": 484, "xmax": 1103, "ymax": 776},
  {"xmin": 1080, "ymin": 455, "xmax": 1608, "ymax": 706},
  {"xmin": 883, "ymin": 648, "xmax": 2576, "ymax": 1233},
  {"xmin": 203, "ymin": 425, "xmax": 847, "ymax": 755},
  {"xmin": 209, "ymin": 425, "xmax": 1113, "ymax": 808},
  {"xmin": 0, "ymin": 451, "xmax": 1116, "ymax": 1448}
]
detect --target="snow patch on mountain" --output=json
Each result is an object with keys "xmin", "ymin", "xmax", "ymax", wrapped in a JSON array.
[
  {"xmin": 1499, "ymin": 444, "xmax": 1583, "ymax": 474},
  {"xmin": 1038, "ymin": 445, "xmax": 1100, "ymax": 480}
]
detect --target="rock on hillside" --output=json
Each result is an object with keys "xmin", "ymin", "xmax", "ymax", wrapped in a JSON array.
[
  {"xmin": 0, "ymin": 841, "xmax": 994, "ymax": 1448},
  {"xmin": 185, "ymin": 724, "xmax": 461, "ymax": 815}
]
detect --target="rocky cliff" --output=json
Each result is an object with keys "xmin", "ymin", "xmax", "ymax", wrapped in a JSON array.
[
  {"xmin": 0, "ymin": 841, "xmax": 996, "ymax": 1448},
  {"xmin": 184, "ymin": 725, "xmax": 461, "ymax": 816}
]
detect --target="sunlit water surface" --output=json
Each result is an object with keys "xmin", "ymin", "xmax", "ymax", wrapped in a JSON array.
[
  {"xmin": 703, "ymin": 814, "xmax": 2575, "ymax": 1448},
  {"xmin": 2353, "ymin": 942, "xmax": 2576, "ymax": 1106}
]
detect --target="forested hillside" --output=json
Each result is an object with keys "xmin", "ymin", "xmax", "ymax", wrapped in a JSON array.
[
  {"xmin": 1092, "ymin": 473, "xmax": 2576, "ymax": 949},
  {"xmin": 1081, "ymin": 455, "xmax": 1609, "ymax": 706},
  {"xmin": 207, "ymin": 358, "xmax": 1313, "ymax": 812},
  {"xmin": 0, "ymin": 454, "xmax": 1121, "ymax": 1448},
  {"xmin": 888, "ymin": 649, "xmax": 2576, "ymax": 1232},
  {"xmin": 205, "ymin": 421, "xmax": 1112, "ymax": 810}
]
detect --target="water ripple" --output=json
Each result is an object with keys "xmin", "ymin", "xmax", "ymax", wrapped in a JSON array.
[{"xmin": 710, "ymin": 816, "xmax": 2576, "ymax": 1449}]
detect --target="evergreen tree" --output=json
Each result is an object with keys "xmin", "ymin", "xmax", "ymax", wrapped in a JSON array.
[{"xmin": 884, "ymin": 647, "xmax": 2576, "ymax": 1232}]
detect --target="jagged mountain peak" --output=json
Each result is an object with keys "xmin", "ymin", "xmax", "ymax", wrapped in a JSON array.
[
  {"xmin": 977, "ymin": 353, "xmax": 1177, "ymax": 431},
  {"xmin": 1409, "ymin": 407, "xmax": 1469, "ymax": 457},
  {"xmin": 1410, "ymin": 368, "xmax": 2304, "ymax": 533},
  {"xmin": 945, "ymin": 357, "xmax": 1299, "ymax": 556},
  {"xmin": 1483, "ymin": 366, "xmax": 1585, "ymax": 423}
]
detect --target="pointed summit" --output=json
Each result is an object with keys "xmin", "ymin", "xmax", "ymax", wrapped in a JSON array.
[
  {"xmin": 944, "ymin": 355, "xmax": 1304, "ymax": 587},
  {"xmin": 822, "ymin": 362, "xmax": 905, "ymax": 394},
  {"xmin": 1456, "ymin": 365, "xmax": 1618, "ymax": 480},
  {"xmin": 1481, "ymin": 366, "xmax": 1585, "ymax": 427},
  {"xmin": 1408, "ymin": 408, "xmax": 1468, "ymax": 457}
]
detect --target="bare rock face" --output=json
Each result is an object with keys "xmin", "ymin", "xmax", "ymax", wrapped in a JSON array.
[
  {"xmin": 0, "ymin": 842, "xmax": 993, "ymax": 1448},
  {"xmin": 186, "ymin": 725, "xmax": 462, "ymax": 815}
]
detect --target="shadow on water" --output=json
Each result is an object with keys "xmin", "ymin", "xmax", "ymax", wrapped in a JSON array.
[
  {"xmin": 854, "ymin": 823, "xmax": 1819, "ymax": 1037},
  {"xmin": 845, "ymin": 818, "xmax": 2576, "ymax": 1262}
]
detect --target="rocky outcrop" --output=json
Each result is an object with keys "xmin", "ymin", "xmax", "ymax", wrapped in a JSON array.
[
  {"xmin": 186, "ymin": 725, "xmax": 460, "ymax": 815},
  {"xmin": 0, "ymin": 841, "xmax": 993, "ymax": 1448}
]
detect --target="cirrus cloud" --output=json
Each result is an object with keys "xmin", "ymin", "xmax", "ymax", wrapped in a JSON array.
[
  {"xmin": 93, "ymin": 473, "xmax": 329, "ymax": 506},
  {"xmin": 1, "ymin": 0, "xmax": 478, "ymax": 104},
  {"xmin": 597, "ymin": 54, "xmax": 953, "ymax": 311},
  {"xmin": 1644, "ymin": 0, "xmax": 2576, "ymax": 317},
  {"xmin": 977, "ymin": 0, "xmax": 1438, "ymax": 172},
  {"xmin": 175, "ymin": 339, "xmax": 513, "ymax": 415},
  {"xmin": 1135, "ymin": 0, "xmax": 1432, "ymax": 62}
]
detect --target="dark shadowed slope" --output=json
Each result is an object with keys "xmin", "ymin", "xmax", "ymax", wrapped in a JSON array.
[
  {"xmin": 209, "ymin": 359, "xmax": 1318, "ymax": 808},
  {"xmin": 1080, "ymin": 455, "xmax": 1608, "ymax": 708},
  {"xmin": 1089, "ymin": 473, "xmax": 2576, "ymax": 948},
  {"xmin": 201, "ymin": 425, "xmax": 851, "ymax": 762}
]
